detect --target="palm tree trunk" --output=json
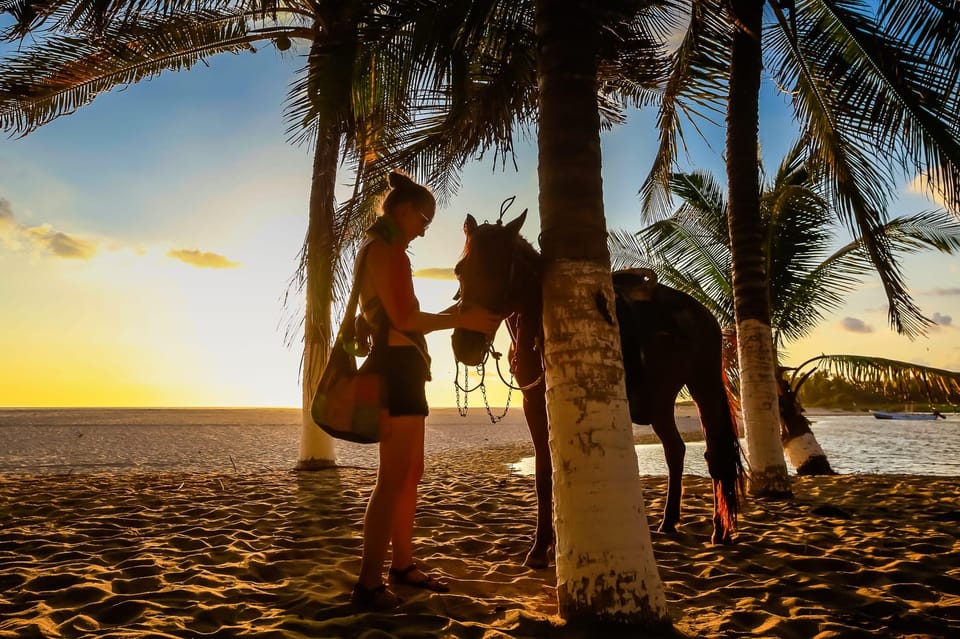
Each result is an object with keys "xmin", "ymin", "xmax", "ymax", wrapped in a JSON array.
[
  {"xmin": 296, "ymin": 122, "xmax": 339, "ymax": 469},
  {"xmin": 297, "ymin": 14, "xmax": 362, "ymax": 469},
  {"xmin": 535, "ymin": 0, "xmax": 669, "ymax": 626},
  {"xmin": 726, "ymin": 0, "xmax": 791, "ymax": 495},
  {"xmin": 777, "ymin": 374, "xmax": 836, "ymax": 475},
  {"xmin": 783, "ymin": 425, "xmax": 835, "ymax": 475},
  {"xmin": 296, "ymin": 10, "xmax": 364, "ymax": 469}
]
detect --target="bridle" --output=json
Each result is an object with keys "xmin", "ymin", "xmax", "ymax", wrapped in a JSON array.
[{"xmin": 453, "ymin": 199, "xmax": 545, "ymax": 422}]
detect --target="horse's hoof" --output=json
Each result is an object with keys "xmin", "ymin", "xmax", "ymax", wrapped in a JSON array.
[
  {"xmin": 711, "ymin": 532, "xmax": 734, "ymax": 545},
  {"xmin": 523, "ymin": 546, "xmax": 552, "ymax": 569},
  {"xmin": 657, "ymin": 522, "xmax": 678, "ymax": 535}
]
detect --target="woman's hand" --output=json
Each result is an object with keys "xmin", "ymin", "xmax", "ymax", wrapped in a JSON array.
[{"xmin": 456, "ymin": 306, "xmax": 502, "ymax": 334}]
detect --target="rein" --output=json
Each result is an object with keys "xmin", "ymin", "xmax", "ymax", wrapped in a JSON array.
[
  {"xmin": 495, "ymin": 315, "xmax": 545, "ymax": 392},
  {"xmin": 454, "ymin": 312, "xmax": 546, "ymax": 423},
  {"xmin": 454, "ymin": 342, "xmax": 514, "ymax": 424}
]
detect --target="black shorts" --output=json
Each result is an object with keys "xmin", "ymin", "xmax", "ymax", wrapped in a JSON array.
[{"xmin": 365, "ymin": 346, "xmax": 430, "ymax": 417}]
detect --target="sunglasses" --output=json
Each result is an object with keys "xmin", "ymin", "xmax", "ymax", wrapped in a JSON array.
[{"xmin": 418, "ymin": 209, "xmax": 433, "ymax": 229}]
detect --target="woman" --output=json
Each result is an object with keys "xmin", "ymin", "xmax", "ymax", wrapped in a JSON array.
[{"xmin": 352, "ymin": 172, "xmax": 500, "ymax": 609}]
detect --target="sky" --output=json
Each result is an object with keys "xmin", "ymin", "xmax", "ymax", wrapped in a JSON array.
[{"xmin": 1, "ymin": 30, "xmax": 958, "ymax": 408}]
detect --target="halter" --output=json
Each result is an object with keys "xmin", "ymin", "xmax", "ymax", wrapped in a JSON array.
[{"xmin": 453, "ymin": 198, "xmax": 545, "ymax": 421}]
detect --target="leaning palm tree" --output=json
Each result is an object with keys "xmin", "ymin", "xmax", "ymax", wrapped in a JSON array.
[
  {"xmin": 643, "ymin": 0, "xmax": 960, "ymax": 495},
  {"xmin": 0, "ymin": 0, "xmax": 448, "ymax": 468},
  {"xmin": 611, "ymin": 137, "xmax": 960, "ymax": 473},
  {"xmin": 785, "ymin": 355, "xmax": 960, "ymax": 410}
]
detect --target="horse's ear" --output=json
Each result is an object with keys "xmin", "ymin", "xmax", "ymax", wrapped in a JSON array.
[
  {"xmin": 464, "ymin": 214, "xmax": 479, "ymax": 235},
  {"xmin": 504, "ymin": 209, "xmax": 527, "ymax": 235}
]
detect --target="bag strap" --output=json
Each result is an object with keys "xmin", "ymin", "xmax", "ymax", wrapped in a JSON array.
[
  {"xmin": 336, "ymin": 236, "xmax": 430, "ymax": 367},
  {"xmin": 334, "ymin": 239, "xmax": 374, "ymax": 345}
]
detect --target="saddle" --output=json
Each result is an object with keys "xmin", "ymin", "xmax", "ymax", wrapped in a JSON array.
[
  {"xmin": 612, "ymin": 267, "xmax": 658, "ymax": 303},
  {"xmin": 612, "ymin": 268, "xmax": 685, "ymax": 344}
]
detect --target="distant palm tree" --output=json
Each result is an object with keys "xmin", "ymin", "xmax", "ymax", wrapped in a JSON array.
[
  {"xmin": 643, "ymin": 0, "xmax": 960, "ymax": 494},
  {"xmin": 611, "ymin": 137, "xmax": 960, "ymax": 472}
]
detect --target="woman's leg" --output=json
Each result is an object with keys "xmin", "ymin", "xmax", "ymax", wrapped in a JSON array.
[
  {"xmin": 387, "ymin": 415, "xmax": 425, "ymax": 569},
  {"xmin": 357, "ymin": 416, "xmax": 424, "ymax": 589}
]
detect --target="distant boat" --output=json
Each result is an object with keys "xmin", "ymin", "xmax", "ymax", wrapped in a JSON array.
[{"xmin": 870, "ymin": 409, "xmax": 946, "ymax": 421}]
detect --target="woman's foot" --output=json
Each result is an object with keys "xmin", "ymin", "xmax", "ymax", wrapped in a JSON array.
[
  {"xmin": 388, "ymin": 563, "xmax": 449, "ymax": 593},
  {"xmin": 350, "ymin": 582, "xmax": 400, "ymax": 609}
]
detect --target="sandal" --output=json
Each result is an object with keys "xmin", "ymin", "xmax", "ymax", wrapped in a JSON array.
[
  {"xmin": 388, "ymin": 563, "xmax": 450, "ymax": 593},
  {"xmin": 350, "ymin": 582, "xmax": 400, "ymax": 609}
]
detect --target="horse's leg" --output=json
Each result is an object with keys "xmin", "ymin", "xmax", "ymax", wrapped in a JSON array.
[
  {"xmin": 648, "ymin": 398, "xmax": 686, "ymax": 534},
  {"xmin": 687, "ymin": 371, "xmax": 743, "ymax": 545},
  {"xmin": 624, "ymin": 325, "xmax": 687, "ymax": 535},
  {"xmin": 522, "ymin": 387, "xmax": 553, "ymax": 568}
]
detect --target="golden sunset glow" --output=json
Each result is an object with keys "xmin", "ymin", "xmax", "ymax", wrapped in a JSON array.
[{"xmin": 1, "ymin": 46, "xmax": 957, "ymax": 409}]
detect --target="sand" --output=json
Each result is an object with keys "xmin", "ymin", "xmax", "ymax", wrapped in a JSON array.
[{"xmin": 2, "ymin": 442, "xmax": 959, "ymax": 638}]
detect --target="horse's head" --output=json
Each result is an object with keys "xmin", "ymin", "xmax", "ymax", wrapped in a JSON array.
[{"xmin": 451, "ymin": 210, "xmax": 529, "ymax": 366}]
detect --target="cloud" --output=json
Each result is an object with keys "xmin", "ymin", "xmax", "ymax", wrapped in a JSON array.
[
  {"xmin": 839, "ymin": 317, "xmax": 874, "ymax": 333},
  {"xmin": 932, "ymin": 312, "xmax": 953, "ymax": 327},
  {"xmin": 167, "ymin": 248, "xmax": 241, "ymax": 269},
  {"xmin": 0, "ymin": 197, "xmax": 98, "ymax": 260},
  {"xmin": 931, "ymin": 287, "xmax": 960, "ymax": 296},
  {"xmin": 413, "ymin": 267, "xmax": 457, "ymax": 280},
  {"xmin": 1, "ymin": 198, "xmax": 239, "ymax": 267},
  {"xmin": 908, "ymin": 170, "xmax": 950, "ymax": 208},
  {"xmin": 0, "ymin": 198, "xmax": 13, "ymax": 223}
]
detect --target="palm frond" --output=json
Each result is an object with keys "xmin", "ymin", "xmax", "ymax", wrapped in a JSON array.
[
  {"xmin": 0, "ymin": 9, "xmax": 307, "ymax": 134},
  {"xmin": 766, "ymin": 0, "xmax": 954, "ymax": 337},
  {"xmin": 790, "ymin": 353, "xmax": 960, "ymax": 404},
  {"xmin": 620, "ymin": 166, "xmax": 739, "ymax": 323},
  {"xmin": 623, "ymin": 136, "xmax": 960, "ymax": 350},
  {"xmin": 880, "ymin": 208, "xmax": 960, "ymax": 253},
  {"xmin": 639, "ymin": 0, "xmax": 729, "ymax": 221}
]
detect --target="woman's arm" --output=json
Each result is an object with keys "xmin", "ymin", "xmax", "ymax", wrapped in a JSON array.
[
  {"xmin": 398, "ymin": 306, "xmax": 500, "ymax": 335},
  {"xmin": 366, "ymin": 242, "xmax": 500, "ymax": 335}
]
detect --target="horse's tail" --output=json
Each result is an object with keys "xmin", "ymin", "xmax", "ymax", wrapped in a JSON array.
[{"xmin": 703, "ymin": 365, "xmax": 746, "ymax": 539}]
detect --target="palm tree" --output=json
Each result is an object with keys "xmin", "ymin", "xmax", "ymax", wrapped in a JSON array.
[
  {"xmin": 0, "ymin": 0, "xmax": 441, "ymax": 468},
  {"xmin": 643, "ymin": 0, "xmax": 960, "ymax": 495},
  {"xmin": 785, "ymin": 355, "xmax": 960, "ymax": 411},
  {"xmin": 611, "ymin": 137, "xmax": 960, "ymax": 473},
  {"xmin": 532, "ymin": 0, "xmax": 670, "ymax": 626}
]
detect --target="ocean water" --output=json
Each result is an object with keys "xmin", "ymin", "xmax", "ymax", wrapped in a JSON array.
[
  {"xmin": 515, "ymin": 412, "xmax": 960, "ymax": 478},
  {"xmin": 0, "ymin": 408, "xmax": 957, "ymax": 476}
]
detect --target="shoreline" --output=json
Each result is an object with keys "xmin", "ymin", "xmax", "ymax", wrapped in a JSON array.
[{"xmin": 2, "ymin": 453, "xmax": 959, "ymax": 638}]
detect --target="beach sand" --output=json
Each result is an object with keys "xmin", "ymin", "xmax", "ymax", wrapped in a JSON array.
[{"xmin": 2, "ymin": 441, "xmax": 960, "ymax": 638}]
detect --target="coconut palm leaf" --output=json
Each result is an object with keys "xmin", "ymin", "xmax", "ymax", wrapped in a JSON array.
[
  {"xmin": 778, "ymin": 207, "xmax": 960, "ymax": 345},
  {"xmin": 789, "ymin": 354, "xmax": 960, "ymax": 404},
  {"xmin": 766, "ymin": 0, "xmax": 960, "ymax": 337},
  {"xmin": 0, "ymin": 9, "xmax": 311, "ymax": 134},
  {"xmin": 615, "ymin": 138, "xmax": 960, "ymax": 349},
  {"xmin": 639, "ymin": 0, "xmax": 730, "ymax": 219}
]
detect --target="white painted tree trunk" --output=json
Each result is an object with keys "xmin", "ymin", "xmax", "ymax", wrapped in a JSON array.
[
  {"xmin": 543, "ymin": 260, "xmax": 669, "ymax": 626},
  {"xmin": 737, "ymin": 319, "xmax": 790, "ymax": 494},
  {"xmin": 784, "ymin": 433, "xmax": 828, "ymax": 471},
  {"xmin": 297, "ymin": 332, "xmax": 336, "ymax": 469}
]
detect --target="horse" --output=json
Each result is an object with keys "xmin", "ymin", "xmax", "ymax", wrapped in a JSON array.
[{"xmin": 452, "ymin": 211, "xmax": 746, "ymax": 568}]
